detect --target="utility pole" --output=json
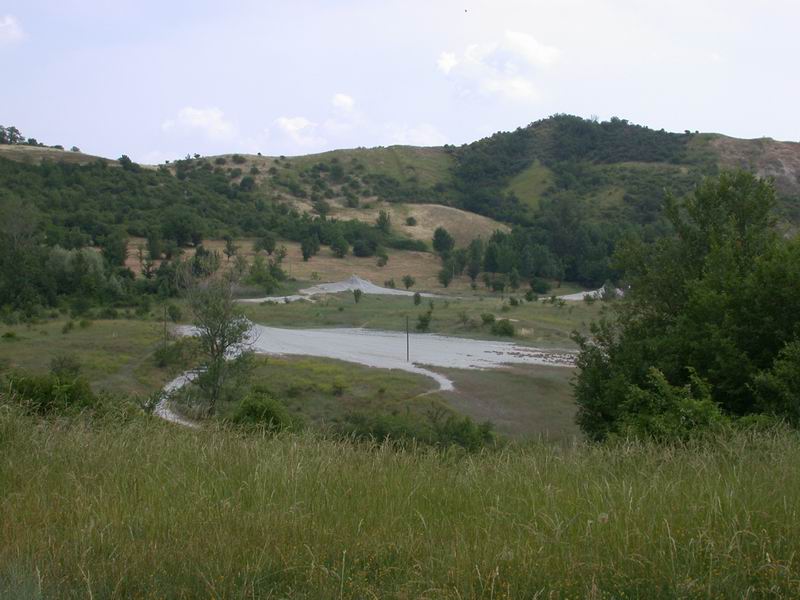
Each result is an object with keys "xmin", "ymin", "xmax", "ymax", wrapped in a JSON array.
[{"xmin": 406, "ymin": 315, "xmax": 409, "ymax": 362}]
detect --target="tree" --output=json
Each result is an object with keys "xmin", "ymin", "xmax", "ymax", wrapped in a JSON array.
[
  {"xmin": 466, "ymin": 238, "xmax": 484, "ymax": 281},
  {"xmin": 100, "ymin": 230, "xmax": 128, "ymax": 267},
  {"xmin": 353, "ymin": 288, "xmax": 363, "ymax": 303},
  {"xmin": 255, "ymin": 232, "xmax": 277, "ymax": 255},
  {"xmin": 186, "ymin": 277, "xmax": 252, "ymax": 415},
  {"xmin": 573, "ymin": 171, "xmax": 800, "ymax": 440},
  {"xmin": 331, "ymin": 233, "xmax": 350, "ymax": 258},
  {"xmin": 301, "ymin": 235, "xmax": 320, "ymax": 261},
  {"xmin": 376, "ymin": 210, "xmax": 391, "ymax": 234},
  {"xmin": 432, "ymin": 227, "xmax": 455, "ymax": 256},
  {"xmin": 402, "ymin": 274, "xmax": 415, "ymax": 289},
  {"xmin": 223, "ymin": 236, "xmax": 238, "ymax": 261},
  {"xmin": 438, "ymin": 265, "xmax": 453, "ymax": 288}
]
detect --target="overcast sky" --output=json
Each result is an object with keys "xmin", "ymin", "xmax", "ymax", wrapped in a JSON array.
[{"xmin": 2, "ymin": 0, "xmax": 798, "ymax": 163}]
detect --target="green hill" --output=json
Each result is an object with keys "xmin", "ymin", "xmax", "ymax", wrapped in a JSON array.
[{"xmin": 1, "ymin": 115, "xmax": 798, "ymax": 301}]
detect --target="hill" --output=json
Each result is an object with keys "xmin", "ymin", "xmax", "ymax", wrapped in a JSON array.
[{"xmin": 1, "ymin": 115, "xmax": 799, "ymax": 301}]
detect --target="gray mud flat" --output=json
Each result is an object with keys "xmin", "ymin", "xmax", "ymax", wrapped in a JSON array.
[
  {"xmin": 238, "ymin": 275, "xmax": 440, "ymax": 304},
  {"xmin": 205, "ymin": 325, "xmax": 576, "ymax": 391}
]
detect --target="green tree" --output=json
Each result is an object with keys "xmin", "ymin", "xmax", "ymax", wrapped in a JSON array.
[
  {"xmin": 376, "ymin": 210, "xmax": 391, "ymax": 234},
  {"xmin": 573, "ymin": 171, "xmax": 800, "ymax": 440},
  {"xmin": 255, "ymin": 232, "xmax": 277, "ymax": 255},
  {"xmin": 186, "ymin": 277, "xmax": 252, "ymax": 416},
  {"xmin": 331, "ymin": 233, "xmax": 350, "ymax": 258},
  {"xmin": 432, "ymin": 227, "xmax": 455, "ymax": 256},
  {"xmin": 301, "ymin": 235, "xmax": 320, "ymax": 261},
  {"xmin": 402, "ymin": 274, "xmax": 415, "ymax": 289}
]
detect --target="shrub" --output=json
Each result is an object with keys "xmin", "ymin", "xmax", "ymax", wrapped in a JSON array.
[
  {"xmin": 480, "ymin": 313, "xmax": 495, "ymax": 325},
  {"xmin": 227, "ymin": 391, "xmax": 297, "ymax": 432},
  {"xmin": 384, "ymin": 279, "xmax": 396, "ymax": 289},
  {"xmin": 167, "ymin": 304, "xmax": 182, "ymax": 323},
  {"xmin": 616, "ymin": 368, "xmax": 728, "ymax": 441},
  {"xmin": 416, "ymin": 311, "xmax": 432, "ymax": 332},
  {"xmin": 1, "ymin": 331, "xmax": 17, "ymax": 341},
  {"xmin": 402, "ymin": 275, "xmax": 415, "ymax": 289},
  {"xmin": 353, "ymin": 289, "xmax": 363, "ymax": 304},
  {"xmin": 61, "ymin": 321, "xmax": 75, "ymax": 334},
  {"xmin": 413, "ymin": 292, "xmax": 421, "ymax": 306},
  {"xmin": 231, "ymin": 154, "xmax": 247, "ymax": 164},
  {"xmin": 524, "ymin": 290, "xmax": 538, "ymax": 302},
  {"xmin": 6, "ymin": 371, "xmax": 98, "ymax": 415},
  {"xmin": 405, "ymin": 216, "xmax": 417, "ymax": 226},
  {"xmin": 509, "ymin": 296, "xmax": 519, "ymax": 306},
  {"xmin": 50, "ymin": 355, "xmax": 81, "ymax": 378},
  {"xmin": 491, "ymin": 319, "xmax": 515, "ymax": 336},
  {"xmin": 530, "ymin": 278, "xmax": 551, "ymax": 294}
]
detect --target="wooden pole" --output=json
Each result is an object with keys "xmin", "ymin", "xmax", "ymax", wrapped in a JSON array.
[{"xmin": 406, "ymin": 316, "xmax": 409, "ymax": 362}]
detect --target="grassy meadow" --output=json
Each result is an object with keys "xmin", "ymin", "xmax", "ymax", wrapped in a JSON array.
[
  {"xmin": 2, "ymin": 408, "xmax": 798, "ymax": 599},
  {"xmin": 241, "ymin": 290, "xmax": 603, "ymax": 349}
]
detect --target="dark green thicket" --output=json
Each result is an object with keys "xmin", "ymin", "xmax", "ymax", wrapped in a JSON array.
[{"xmin": 574, "ymin": 171, "xmax": 800, "ymax": 440}]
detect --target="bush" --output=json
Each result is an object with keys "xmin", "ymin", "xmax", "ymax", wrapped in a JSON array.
[
  {"xmin": 480, "ymin": 313, "xmax": 495, "ymax": 325},
  {"xmin": 491, "ymin": 319, "xmax": 515, "ymax": 337},
  {"xmin": 384, "ymin": 279, "xmax": 396, "ymax": 289},
  {"xmin": 61, "ymin": 321, "xmax": 75, "ymax": 334},
  {"xmin": 530, "ymin": 278, "xmax": 551, "ymax": 294},
  {"xmin": 50, "ymin": 355, "xmax": 81, "ymax": 378},
  {"xmin": 413, "ymin": 292, "xmax": 421, "ymax": 306},
  {"xmin": 6, "ymin": 371, "xmax": 98, "ymax": 415},
  {"xmin": 227, "ymin": 391, "xmax": 298, "ymax": 432},
  {"xmin": 616, "ymin": 368, "xmax": 728, "ymax": 442},
  {"xmin": 405, "ymin": 216, "xmax": 417, "ymax": 226},
  {"xmin": 416, "ymin": 311, "xmax": 432, "ymax": 332},
  {"xmin": 231, "ymin": 154, "xmax": 247, "ymax": 164}
]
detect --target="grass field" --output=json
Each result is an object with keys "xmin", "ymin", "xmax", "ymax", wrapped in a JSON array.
[
  {"xmin": 2, "ymin": 410, "xmax": 798, "ymax": 599},
  {"xmin": 0, "ymin": 315, "xmax": 581, "ymax": 440},
  {"xmin": 241, "ymin": 292, "xmax": 604, "ymax": 349},
  {"xmin": 504, "ymin": 160, "xmax": 554, "ymax": 209},
  {"xmin": 0, "ymin": 319, "xmax": 170, "ymax": 397}
]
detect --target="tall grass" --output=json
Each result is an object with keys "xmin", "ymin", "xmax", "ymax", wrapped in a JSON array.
[{"xmin": 1, "ymin": 407, "xmax": 799, "ymax": 598}]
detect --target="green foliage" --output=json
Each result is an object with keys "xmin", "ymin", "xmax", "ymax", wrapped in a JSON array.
[
  {"xmin": 490, "ymin": 319, "xmax": 515, "ymax": 337},
  {"xmin": 376, "ymin": 210, "xmax": 391, "ymax": 234},
  {"xmin": 405, "ymin": 216, "xmax": 417, "ymax": 226},
  {"xmin": 416, "ymin": 310, "xmax": 432, "ymax": 332},
  {"xmin": 412, "ymin": 292, "xmax": 421, "ymax": 306},
  {"xmin": 753, "ymin": 340, "xmax": 800, "ymax": 424},
  {"xmin": 5, "ymin": 370, "xmax": 98, "ymax": 415},
  {"xmin": 352, "ymin": 288, "xmax": 363, "ymax": 304},
  {"xmin": 616, "ymin": 368, "xmax": 728, "ymax": 441},
  {"xmin": 227, "ymin": 390, "xmax": 299, "ymax": 432},
  {"xmin": 432, "ymin": 226, "xmax": 455, "ymax": 256},
  {"xmin": 574, "ymin": 172, "xmax": 800, "ymax": 440},
  {"xmin": 480, "ymin": 313, "xmax": 495, "ymax": 325},
  {"xmin": 401, "ymin": 274, "xmax": 415, "ymax": 289},
  {"xmin": 330, "ymin": 233, "xmax": 350, "ymax": 258}
]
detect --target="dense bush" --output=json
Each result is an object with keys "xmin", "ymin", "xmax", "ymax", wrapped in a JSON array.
[
  {"xmin": 227, "ymin": 390, "xmax": 299, "ymax": 432},
  {"xmin": 574, "ymin": 172, "xmax": 800, "ymax": 441},
  {"xmin": 490, "ymin": 319, "xmax": 515, "ymax": 337},
  {"xmin": 5, "ymin": 371, "xmax": 98, "ymax": 415}
]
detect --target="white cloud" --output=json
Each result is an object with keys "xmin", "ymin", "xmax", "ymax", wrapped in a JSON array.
[
  {"xmin": 437, "ymin": 51, "xmax": 459, "ymax": 74},
  {"xmin": 387, "ymin": 123, "xmax": 447, "ymax": 146},
  {"xmin": 275, "ymin": 116, "xmax": 325, "ymax": 147},
  {"xmin": 332, "ymin": 93, "xmax": 355, "ymax": 111},
  {"xmin": 0, "ymin": 15, "xmax": 24, "ymax": 45},
  {"xmin": 481, "ymin": 76, "xmax": 539, "ymax": 102},
  {"xmin": 503, "ymin": 31, "xmax": 559, "ymax": 67},
  {"xmin": 162, "ymin": 106, "xmax": 236, "ymax": 140},
  {"xmin": 438, "ymin": 30, "xmax": 558, "ymax": 103}
]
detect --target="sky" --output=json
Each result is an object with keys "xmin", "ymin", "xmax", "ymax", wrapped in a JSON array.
[{"xmin": 1, "ymin": 0, "xmax": 799, "ymax": 163}]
